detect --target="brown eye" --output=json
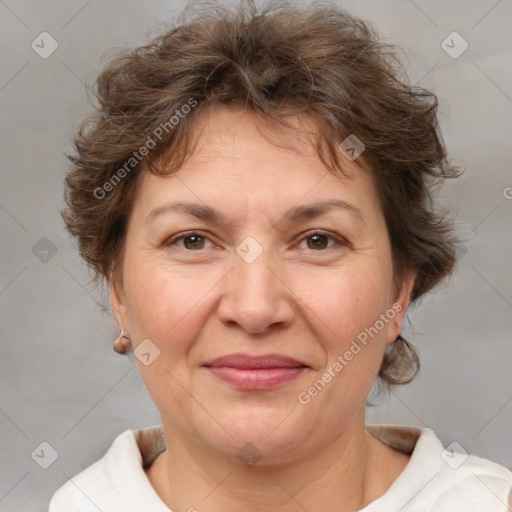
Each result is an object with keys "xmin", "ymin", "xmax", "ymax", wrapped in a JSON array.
[
  {"xmin": 300, "ymin": 231, "xmax": 345, "ymax": 251},
  {"xmin": 165, "ymin": 232, "xmax": 213, "ymax": 251},
  {"xmin": 182, "ymin": 235, "xmax": 206, "ymax": 250},
  {"xmin": 306, "ymin": 234, "xmax": 330, "ymax": 250}
]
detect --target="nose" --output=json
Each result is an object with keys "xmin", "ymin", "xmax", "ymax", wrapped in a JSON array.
[{"xmin": 216, "ymin": 246, "xmax": 295, "ymax": 335}]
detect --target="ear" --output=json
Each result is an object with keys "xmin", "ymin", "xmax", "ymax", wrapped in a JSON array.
[
  {"xmin": 109, "ymin": 274, "xmax": 131, "ymax": 335},
  {"xmin": 385, "ymin": 272, "xmax": 416, "ymax": 345}
]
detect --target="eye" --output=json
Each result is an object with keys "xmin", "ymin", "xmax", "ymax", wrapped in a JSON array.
[
  {"xmin": 164, "ymin": 230, "xmax": 347, "ymax": 252},
  {"xmin": 165, "ymin": 231, "xmax": 214, "ymax": 251},
  {"xmin": 298, "ymin": 230, "xmax": 346, "ymax": 251}
]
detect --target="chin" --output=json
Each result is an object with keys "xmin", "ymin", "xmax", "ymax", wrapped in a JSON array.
[{"xmin": 197, "ymin": 403, "xmax": 312, "ymax": 462}]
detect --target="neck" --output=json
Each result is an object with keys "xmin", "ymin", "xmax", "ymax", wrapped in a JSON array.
[{"xmin": 146, "ymin": 413, "xmax": 407, "ymax": 512}]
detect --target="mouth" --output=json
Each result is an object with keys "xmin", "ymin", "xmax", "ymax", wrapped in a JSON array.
[{"xmin": 202, "ymin": 353, "xmax": 310, "ymax": 391}]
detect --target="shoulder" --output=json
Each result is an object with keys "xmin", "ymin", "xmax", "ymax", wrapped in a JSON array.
[
  {"xmin": 49, "ymin": 426, "xmax": 167, "ymax": 512},
  {"xmin": 365, "ymin": 424, "xmax": 512, "ymax": 512},
  {"xmin": 49, "ymin": 429, "xmax": 137, "ymax": 511},
  {"xmin": 429, "ymin": 451, "xmax": 512, "ymax": 511}
]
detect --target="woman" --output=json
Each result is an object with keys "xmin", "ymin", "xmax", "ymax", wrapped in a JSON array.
[{"xmin": 50, "ymin": 1, "xmax": 512, "ymax": 510}]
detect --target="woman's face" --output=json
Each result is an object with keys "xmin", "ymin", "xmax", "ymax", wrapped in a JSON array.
[{"xmin": 111, "ymin": 108, "xmax": 413, "ymax": 463}]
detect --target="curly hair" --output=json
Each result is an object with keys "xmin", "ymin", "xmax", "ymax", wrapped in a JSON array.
[{"xmin": 61, "ymin": 0, "xmax": 460, "ymax": 389}]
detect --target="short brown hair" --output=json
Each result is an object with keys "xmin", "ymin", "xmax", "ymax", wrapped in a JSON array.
[{"xmin": 61, "ymin": 0, "xmax": 460, "ymax": 389}]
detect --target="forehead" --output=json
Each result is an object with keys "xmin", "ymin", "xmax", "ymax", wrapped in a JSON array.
[
  {"xmin": 134, "ymin": 107, "xmax": 378, "ymax": 221},
  {"xmin": 190, "ymin": 107, "xmax": 322, "ymax": 157},
  {"xmin": 184, "ymin": 107, "xmax": 363, "ymax": 177}
]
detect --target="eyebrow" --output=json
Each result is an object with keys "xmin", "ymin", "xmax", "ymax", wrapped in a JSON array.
[{"xmin": 145, "ymin": 199, "xmax": 363, "ymax": 227}]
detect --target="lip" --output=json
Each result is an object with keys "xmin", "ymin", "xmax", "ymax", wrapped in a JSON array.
[{"xmin": 202, "ymin": 353, "xmax": 310, "ymax": 390}]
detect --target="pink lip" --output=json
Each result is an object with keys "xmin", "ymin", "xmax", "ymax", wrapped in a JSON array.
[{"xmin": 202, "ymin": 353, "xmax": 309, "ymax": 390}]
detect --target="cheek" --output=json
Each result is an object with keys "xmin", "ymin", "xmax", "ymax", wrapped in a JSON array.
[
  {"xmin": 288, "ymin": 267, "xmax": 392, "ymax": 433},
  {"xmin": 126, "ymin": 255, "xmax": 392, "ymax": 352},
  {"xmin": 124, "ymin": 262, "xmax": 220, "ymax": 357},
  {"xmin": 303, "ymin": 264, "xmax": 392, "ymax": 348},
  {"xmin": 123, "ymin": 264, "xmax": 214, "ymax": 417},
  {"xmin": 298, "ymin": 263, "xmax": 393, "ymax": 406}
]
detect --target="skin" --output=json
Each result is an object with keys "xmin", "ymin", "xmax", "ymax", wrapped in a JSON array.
[{"xmin": 110, "ymin": 107, "xmax": 415, "ymax": 511}]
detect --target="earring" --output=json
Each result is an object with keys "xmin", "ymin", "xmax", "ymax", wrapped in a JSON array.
[{"xmin": 113, "ymin": 329, "xmax": 131, "ymax": 355}]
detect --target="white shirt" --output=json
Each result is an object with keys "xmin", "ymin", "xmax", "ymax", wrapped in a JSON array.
[{"xmin": 49, "ymin": 424, "xmax": 512, "ymax": 511}]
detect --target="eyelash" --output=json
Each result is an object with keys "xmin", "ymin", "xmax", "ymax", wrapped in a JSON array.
[{"xmin": 164, "ymin": 230, "xmax": 348, "ymax": 252}]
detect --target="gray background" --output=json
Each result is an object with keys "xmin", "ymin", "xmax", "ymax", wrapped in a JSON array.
[{"xmin": 1, "ymin": 0, "xmax": 511, "ymax": 510}]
